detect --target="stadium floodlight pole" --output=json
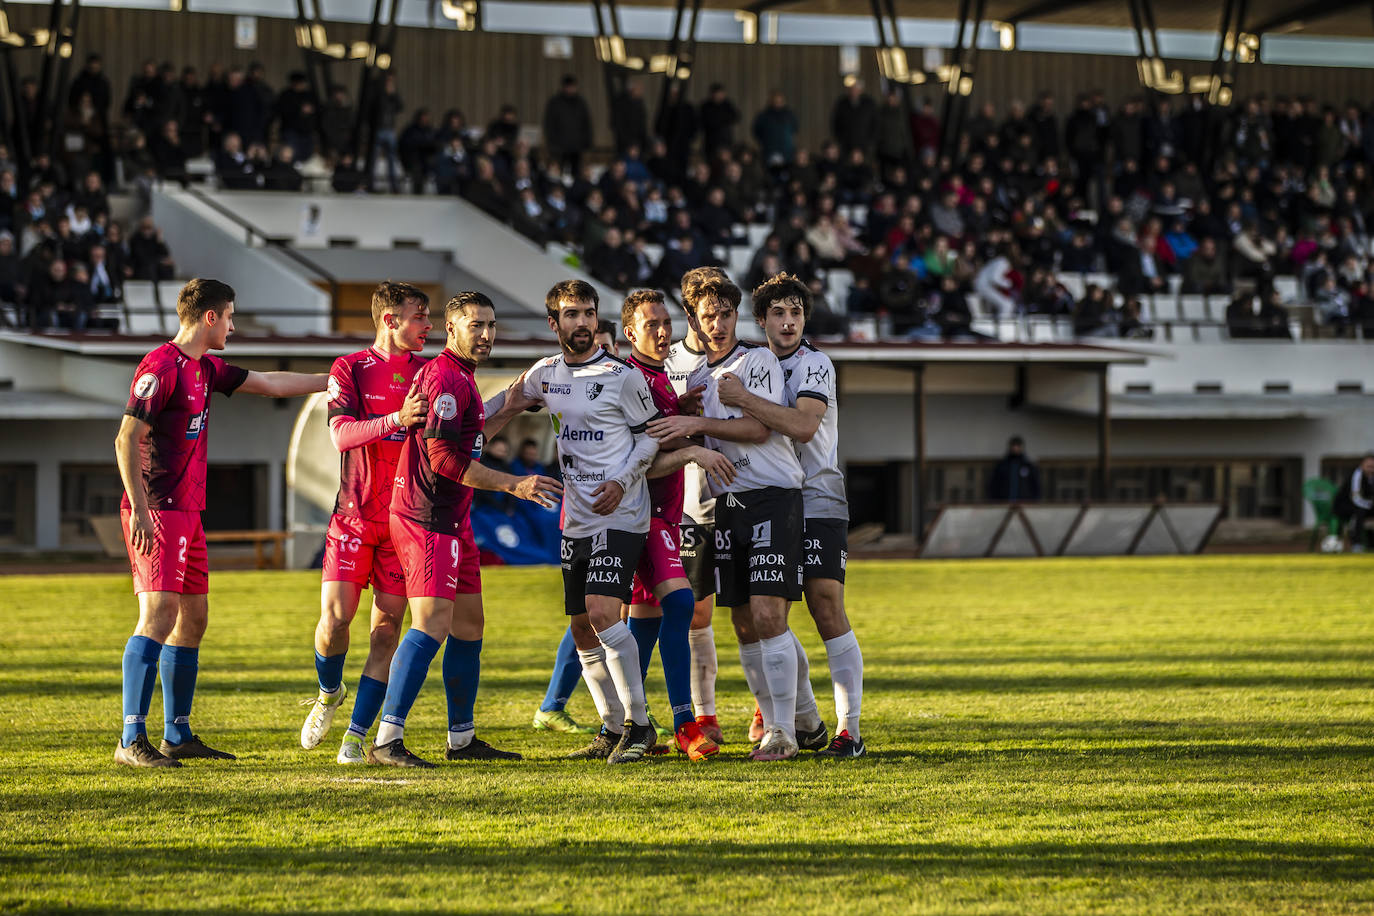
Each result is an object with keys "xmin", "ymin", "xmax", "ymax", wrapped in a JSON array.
[
  {"xmin": 294, "ymin": 0, "xmax": 332, "ymax": 160},
  {"xmin": 912, "ymin": 363, "xmax": 926, "ymax": 545},
  {"xmin": 45, "ymin": 0, "xmax": 79, "ymax": 165},
  {"xmin": 353, "ymin": 0, "xmax": 386, "ymax": 170}
]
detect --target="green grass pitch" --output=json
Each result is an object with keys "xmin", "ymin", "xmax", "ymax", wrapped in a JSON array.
[{"xmin": 2, "ymin": 556, "xmax": 1373, "ymax": 914}]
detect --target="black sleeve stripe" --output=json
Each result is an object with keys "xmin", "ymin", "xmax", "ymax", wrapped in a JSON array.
[
  {"xmin": 327, "ymin": 407, "xmax": 354, "ymax": 420},
  {"xmin": 796, "ymin": 391, "xmax": 829, "ymax": 405},
  {"xmin": 222, "ymin": 366, "xmax": 249, "ymax": 396},
  {"xmin": 422, "ymin": 429, "xmax": 469, "ymax": 442},
  {"xmin": 123, "ymin": 407, "xmax": 153, "ymax": 423},
  {"xmin": 630, "ymin": 410, "xmax": 663, "ymax": 434}
]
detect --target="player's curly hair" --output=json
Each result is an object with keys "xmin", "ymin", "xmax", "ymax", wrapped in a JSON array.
[
  {"xmin": 545, "ymin": 279, "xmax": 599, "ymax": 320},
  {"xmin": 751, "ymin": 272, "xmax": 812, "ymax": 321},
  {"xmin": 177, "ymin": 278, "xmax": 235, "ymax": 326},
  {"xmin": 679, "ymin": 267, "xmax": 741, "ymax": 320},
  {"xmin": 620, "ymin": 289, "xmax": 664, "ymax": 334},
  {"xmin": 371, "ymin": 280, "xmax": 429, "ymax": 325},
  {"xmin": 447, "ymin": 290, "xmax": 495, "ymax": 318}
]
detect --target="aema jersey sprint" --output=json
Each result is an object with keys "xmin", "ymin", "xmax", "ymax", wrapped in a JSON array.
[
  {"xmin": 523, "ymin": 349, "xmax": 661, "ymax": 539},
  {"xmin": 122, "ymin": 341, "xmax": 249, "ymax": 512},
  {"xmin": 687, "ymin": 342, "xmax": 803, "ymax": 497},
  {"xmin": 778, "ymin": 341, "xmax": 848, "ymax": 521},
  {"xmin": 327, "ymin": 347, "xmax": 425, "ymax": 522}
]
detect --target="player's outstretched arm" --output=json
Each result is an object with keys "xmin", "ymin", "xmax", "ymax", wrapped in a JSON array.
[
  {"xmin": 647, "ymin": 412, "xmax": 769, "ymax": 445},
  {"xmin": 239, "ymin": 371, "xmax": 328, "ymax": 398},
  {"xmin": 462, "ymin": 461, "xmax": 563, "ymax": 508},
  {"xmin": 114, "ymin": 415, "xmax": 155, "ymax": 556},
  {"xmin": 717, "ymin": 371, "xmax": 825, "ymax": 443},
  {"xmin": 646, "ymin": 444, "xmax": 736, "ymax": 489},
  {"xmin": 483, "ymin": 374, "xmax": 541, "ymax": 439}
]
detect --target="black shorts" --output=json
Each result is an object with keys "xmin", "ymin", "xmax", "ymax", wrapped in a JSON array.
[
  {"xmin": 803, "ymin": 518, "xmax": 848, "ymax": 583},
  {"xmin": 713, "ymin": 487, "xmax": 804, "ymax": 608},
  {"xmin": 561, "ymin": 528, "xmax": 645, "ymax": 615},
  {"xmin": 677, "ymin": 522, "xmax": 714, "ymax": 601}
]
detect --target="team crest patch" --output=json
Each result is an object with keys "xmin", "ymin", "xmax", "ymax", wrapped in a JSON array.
[
  {"xmin": 434, "ymin": 393, "xmax": 458, "ymax": 420},
  {"xmin": 591, "ymin": 531, "xmax": 608, "ymax": 553},
  {"xmin": 326, "ymin": 376, "xmax": 341, "ymax": 401},
  {"xmin": 586, "ymin": 382, "xmax": 605, "ymax": 400},
  {"xmin": 134, "ymin": 373, "xmax": 159, "ymax": 400}
]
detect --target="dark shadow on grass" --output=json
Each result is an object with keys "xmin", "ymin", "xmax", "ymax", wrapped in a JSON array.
[
  {"xmin": 10, "ymin": 670, "xmax": 1374, "ymax": 697},
  {"xmin": 6, "ymin": 838, "xmax": 1373, "ymax": 887}
]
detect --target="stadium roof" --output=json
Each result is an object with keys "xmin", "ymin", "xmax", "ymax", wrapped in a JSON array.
[{"xmin": 0, "ymin": 332, "xmax": 1146, "ymax": 366}]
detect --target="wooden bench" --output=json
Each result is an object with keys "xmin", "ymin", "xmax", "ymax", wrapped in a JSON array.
[
  {"xmin": 203, "ymin": 530, "xmax": 291, "ymax": 569},
  {"xmin": 88, "ymin": 517, "xmax": 292, "ymax": 570}
]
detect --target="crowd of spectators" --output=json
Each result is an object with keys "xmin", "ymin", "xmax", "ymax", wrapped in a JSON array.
[
  {"xmin": 21, "ymin": 48, "xmax": 1374, "ymax": 340},
  {"xmin": 0, "ymin": 54, "xmax": 180, "ymax": 331}
]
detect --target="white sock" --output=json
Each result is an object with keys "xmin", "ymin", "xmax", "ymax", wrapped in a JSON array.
[
  {"xmin": 597, "ymin": 621, "xmax": 648, "ymax": 726},
  {"xmin": 376, "ymin": 720, "xmax": 403, "ymax": 746},
  {"xmin": 791, "ymin": 630, "xmax": 822, "ymax": 732},
  {"xmin": 688, "ymin": 626, "xmax": 718, "ymax": 717},
  {"xmin": 577, "ymin": 645, "xmax": 625, "ymax": 731},
  {"xmin": 738, "ymin": 640, "xmax": 772, "ymax": 729},
  {"xmin": 759, "ymin": 632, "xmax": 798, "ymax": 744},
  {"xmin": 447, "ymin": 725, "xmax": 474, "ymax": 750},
  {"xmin": 823, "ymin": 630, "xmax": 864, "ymax": 740}
]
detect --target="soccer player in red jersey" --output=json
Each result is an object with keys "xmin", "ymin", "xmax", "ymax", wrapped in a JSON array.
[
  {"xmin": 299, "ymin": 282, "xmax": 433, "ymax": 763},
  {"xmin": 113, "ymin": 279, "xmax": 327, "ymax": 768},
  {"xmin": 619, "ymin": 289, "xmax": 735, "ymax": 760},
  {"xmin": 370, "ymin": 291, "xmax": 562, "ymax": 767}
]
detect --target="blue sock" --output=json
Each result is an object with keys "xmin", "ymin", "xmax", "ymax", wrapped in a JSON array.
[
  {"xmin": 120, "ymin": 635, "xmax": 163, "ymax": 746},
  {"xmin": 160, "ymin": 645, "xmax": 199, "ymax": 745},
  {"xmin": 443, "ymin": 637, "xmax": 483, "ymax": 734},
  {"xmin": 347, "ymin": 675, "xmax": 387, "ymax": 738},
  {"xmin": 539, "ymin": 628, "xmax": 583, "ymax": 713},
  {"xmin": 379, "ymin": 630, "xmax": 441, "ymax": 732},
  {"xmin": 658, "ymin": 588, "xmax": 696, "ymax": 729},
  {"xmin": 627, "ymin": 615, "xmax": 662, "ymax": 683},
  {"xmin": 315, "ymin": 651, "xmax": 347, "ymax": 694}
]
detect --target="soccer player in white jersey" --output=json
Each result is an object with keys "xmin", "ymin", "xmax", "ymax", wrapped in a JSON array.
[
  {"xmin": 487, "ymin": 279, "xmax": 663, "ymax": 763},
  {"xmin": 647, "ymin": 267, "xmax": 822, "ymax": 761},
  {"xmin": 716, "ymin": 273, "xmax": 866, "ymax": 758},
  {"xmin": 662, "ymin": 322, "xmax": 724, "ymax": 744}
]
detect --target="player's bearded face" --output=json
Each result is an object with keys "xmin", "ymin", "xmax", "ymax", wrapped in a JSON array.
[
  {"xmin": 555, "ymin": 301, "xmax": 597, "ymax": 356},
  {"xmin": 449, "ymin": 305, "xmax": 496, "ymax": 363}
]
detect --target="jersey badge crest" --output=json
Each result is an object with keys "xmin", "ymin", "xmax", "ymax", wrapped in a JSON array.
[
  {"xmin": 133, "ymin": 373, "xmax": 159, "ymax": 400},
  {"xmin": 586, "ymin": 382, "xmax": 605, "ymax": 400},
  {"xmin": 434, "ymin": 393, "xmax": 458, "ymax": 420}
]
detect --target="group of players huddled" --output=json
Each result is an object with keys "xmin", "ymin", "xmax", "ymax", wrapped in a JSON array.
[{"xmin": 112, "ymin": 266, "xmax": 865, "ymax": 768}]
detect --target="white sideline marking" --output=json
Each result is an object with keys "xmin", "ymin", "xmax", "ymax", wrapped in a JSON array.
[{"xmin": 330, "ymin": 777, "xmax": 415, "ymax": 785}]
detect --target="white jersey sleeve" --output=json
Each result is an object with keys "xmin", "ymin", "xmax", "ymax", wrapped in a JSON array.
[{"xmin": 782, "ymin": 345, "xmax": 847, "ymax": 520}]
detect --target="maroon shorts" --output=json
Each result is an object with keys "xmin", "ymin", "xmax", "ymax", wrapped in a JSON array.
[
  {"xmin": 630, "ymin": 516, "xmax": 687, "ymax": 606},
  {"xmin": 121, "ymin": 507, "xmax": 208, "ymax": 596},
  {"xmin": 390, "ymin": 514, "xmax": 481, "ymax": 600},
  {"xmin": 322, "ymin": 514, "xmax": 406, "ymax": 595}
]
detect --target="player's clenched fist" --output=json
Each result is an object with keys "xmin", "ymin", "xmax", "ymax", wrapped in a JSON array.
[
  {"xmin": 590, "ymin": 480, "xmax": 625, "ymax": 515},
  {"xmin": 399, "ymin": 382, "xmax": 428, "ymax": 427},
  {"xmin": 716, "ymin": 372, "xmax": 746, "ymax": 407},
  {"xmin": 512, "ymin": 474, "xmax": 563, "ymax": 508}
]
